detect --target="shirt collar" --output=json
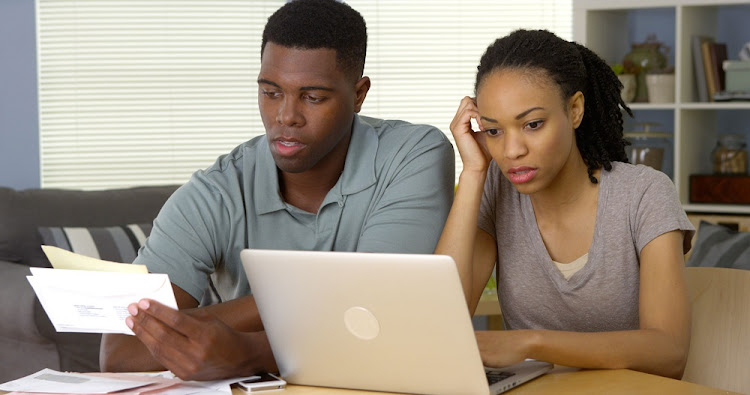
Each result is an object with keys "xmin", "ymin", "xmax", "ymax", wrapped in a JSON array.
[{"xmin": 254, "ymin": 114, "xmax": 378, "ymax": 214}]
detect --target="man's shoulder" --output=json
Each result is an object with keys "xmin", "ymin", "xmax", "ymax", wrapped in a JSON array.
[
  {"xmin": 201, "ymin": 135, "xmax": 267, "ymax": 176},
  {"xmin": 359, "ymin": 115, "xmax": 450, "ymax": 146},
  {"xmin": 176, "ymin": 135, "xmax": 267, "ymax": 200}
]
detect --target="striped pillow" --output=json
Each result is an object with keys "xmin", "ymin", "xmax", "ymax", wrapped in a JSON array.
[
  {"xmin": 38, "ymin": 224, "xmax": 152, "ymax": 263},
  {"xmin": 686, "ymin": 221, "xmax": 750, "ymax": 270}
]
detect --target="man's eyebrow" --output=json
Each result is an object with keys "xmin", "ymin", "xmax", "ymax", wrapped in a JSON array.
[
  {"xmin": 299, "ymin": 85, "xmax": 335, "ymax": 92},
  {"xmin": 257, "ymin": 79, "xmax": 334, "ymax": 92},
  {"xmin": 257, "ymin": 78, "xmax": 280, "ymax": 88}
]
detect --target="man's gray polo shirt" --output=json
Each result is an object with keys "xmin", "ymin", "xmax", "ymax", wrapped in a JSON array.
[{"xmin": 135, "ymin": 114, "xmax": 455, "ymax": 303}]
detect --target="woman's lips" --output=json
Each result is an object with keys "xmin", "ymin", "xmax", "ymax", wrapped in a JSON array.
[{"xmin": 507, "ymin": 167, "xmax": 538, "ymax": 184}]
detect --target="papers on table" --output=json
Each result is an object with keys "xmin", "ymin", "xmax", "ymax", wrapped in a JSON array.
[
  {"xmin": 0, "ymin": 369, "xmax": 259, "ymax": 395},
  {"xmin": 0, "ymin": 368, "xmax": 164, "ymax": 394},
  {"xmin": 26, "ymin": 246, "xmax": 177, "ymax": 335}
]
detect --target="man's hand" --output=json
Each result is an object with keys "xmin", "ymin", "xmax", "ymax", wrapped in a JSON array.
[{"xmin": 126, "ymin": 299, "xmax": 276, "ymax": 380}]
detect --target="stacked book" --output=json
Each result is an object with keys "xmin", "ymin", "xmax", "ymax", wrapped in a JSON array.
[{"xmin": 692, "ymin": 35, "xmax": 728, "ymax": 102}]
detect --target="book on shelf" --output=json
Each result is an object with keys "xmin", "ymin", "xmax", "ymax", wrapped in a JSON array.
[
  {"xmin": 700, "ymin": 40, "xmax": 728, "ymax": 102},
  {"xmin": 692, "ymin": 35, "xmax": 713, "ymax": 102},
  {"xmin": 701, "ymin": 40, "xmax": 718, "ymax": 101},
  {"xmin": 710, "ymin": 42, "xmax": 728, "ymax": 92}
]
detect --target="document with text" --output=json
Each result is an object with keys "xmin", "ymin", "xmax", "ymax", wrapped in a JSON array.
[{"xmin": 27, "ymin": 247, "xmax": 177, "ymax": 335}]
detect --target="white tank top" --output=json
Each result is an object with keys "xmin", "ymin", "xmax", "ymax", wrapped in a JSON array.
[{"xmin": 552, "ymin": 253, "xmax": 588, "ymax": 280}]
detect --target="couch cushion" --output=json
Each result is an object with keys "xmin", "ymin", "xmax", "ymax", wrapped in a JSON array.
[
  {"xmin": 0, "ymin": 185, "xmax": 178, "ymax": 267},
  {"xmin": 686, "ymin": 221, "xmax": 750, "ymax": 270},
  {"xmin": 38, "ymin": 223, "xmax": 152, "ymax": 263}
]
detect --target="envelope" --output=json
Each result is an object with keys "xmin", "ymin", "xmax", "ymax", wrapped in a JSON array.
[
  {"xmin": 41, "ymin": 245, "xmax": 149, "ymax": 273},
  {"xmin": 27, "ymin": 268, "xmax": 178, "ymax": 335}
]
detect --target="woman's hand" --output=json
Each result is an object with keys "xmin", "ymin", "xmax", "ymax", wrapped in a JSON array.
[
  {"xmin": 475, "ymin": 330, "xmax": 535, "ymax": 368},
  {"xmin": 450, "ymin": 96, "xmax": 492, "ymax": 173}
]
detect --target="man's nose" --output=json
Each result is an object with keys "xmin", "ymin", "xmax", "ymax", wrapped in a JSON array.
[{"xmin": 276, "ymin": 97, "xmax": 304, "ymax": 127}]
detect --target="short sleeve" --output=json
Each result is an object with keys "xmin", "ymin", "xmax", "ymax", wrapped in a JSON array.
[
  {"xmin": 477, "ymin": 161, "xmax": 501, "ymax": 240},
  {"xmin": 632, "ymin": 168, "xmax": 695, "ymax": 255},
  {"xmin": 134, "ymin": 173, "xmax": 230, "ymax": 302}
]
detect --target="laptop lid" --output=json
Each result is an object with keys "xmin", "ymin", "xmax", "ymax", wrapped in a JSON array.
[{"xmin": 241, "ymin": 249, "xmax": 490, "ymax": 395}]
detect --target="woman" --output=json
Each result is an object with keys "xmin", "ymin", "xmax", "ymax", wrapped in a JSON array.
[{"xmin": 436, "ymin": 29, "xmax": 694, "ymax": 379}]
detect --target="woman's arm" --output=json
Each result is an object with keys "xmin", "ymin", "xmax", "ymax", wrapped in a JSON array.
[
  {"xmin": 435, "ymin": 96, "xmax": 497, "ymax": 311},
  {"xmin": 477, "ymin": 230, "xmax": 690, "ymax": 379}
]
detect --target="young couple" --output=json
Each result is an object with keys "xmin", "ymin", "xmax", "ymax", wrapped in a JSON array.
[{"xmin": 101, "ymin": 0, "xmax": 694, "ymax": 381}]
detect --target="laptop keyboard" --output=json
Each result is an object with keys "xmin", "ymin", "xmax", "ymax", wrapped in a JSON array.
[{"xmin": 486, "ymin": 370, "xmax": 515, "ymax": 385}]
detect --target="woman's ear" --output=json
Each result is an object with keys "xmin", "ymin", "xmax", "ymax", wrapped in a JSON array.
[{"xmin": 569, "ymin": 91, "xmax": 584, "ymax": 129}]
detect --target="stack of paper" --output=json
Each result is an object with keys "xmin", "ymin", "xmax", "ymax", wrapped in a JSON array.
[{"xmin": 0, "ymin": 369, "xmax": 261, "ymax": 395}]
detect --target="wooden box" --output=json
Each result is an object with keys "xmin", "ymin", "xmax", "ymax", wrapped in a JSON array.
[{"xmin": 690, "ymin": 175, "xmax": 750, "ymax": 204}]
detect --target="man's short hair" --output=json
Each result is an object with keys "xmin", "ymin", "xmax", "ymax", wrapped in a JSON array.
[{"xmin": 261, "ymin": 0, "xmax": 367, "ymax": 80}]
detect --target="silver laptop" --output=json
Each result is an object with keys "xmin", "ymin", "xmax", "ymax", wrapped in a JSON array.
[{"xmin": 241, "ymin": 249, "xmax": 552, "ymax": 395}]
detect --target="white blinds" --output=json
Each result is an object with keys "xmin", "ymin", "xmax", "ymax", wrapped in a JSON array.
[
  {"xmin": 37, "ymin": 0, "xmax": 571, "ymax": 190},
  {"xmin": 37, "ymin": 0, "xmax": 283, "ymax": 189},
  {"xmin": 350, "ymin": 0, "xmax": 572, "ymax": 179}
]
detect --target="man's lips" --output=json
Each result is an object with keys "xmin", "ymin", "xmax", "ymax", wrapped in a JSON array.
[
  {"xmin": 507, "ymin": 166, "xmax": 538, "ymax": 184},
  {"xmin": 272, "ymin": 138, "xmax": 305, "ymax": 157}
]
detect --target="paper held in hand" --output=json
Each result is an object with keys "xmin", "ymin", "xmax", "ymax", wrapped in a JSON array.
[{"xmin": 26, "ymin": 245, "xmax": 178, "ymax": 335}]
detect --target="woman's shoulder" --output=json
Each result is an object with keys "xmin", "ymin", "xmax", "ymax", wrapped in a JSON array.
[
  {"xmin": 606, "ymin": 161, "xmax": 672, "ymax": 187},
  {"xmin": 604, "ymin": 161, "xmax": 680, "ymax": 211}
]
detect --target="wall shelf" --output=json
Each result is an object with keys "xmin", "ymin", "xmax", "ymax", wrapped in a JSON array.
[{"xmin": 575, "ymin": 0, "xmax": 750, "ymax": 215}]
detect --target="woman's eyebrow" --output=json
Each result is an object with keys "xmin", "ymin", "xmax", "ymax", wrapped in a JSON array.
[
  {"xmin": 480, "ymin": 107, "xmax": 545, "ymax": 124},
  {"xmin": 515, "ymin": 107, "xmax": 544, "ymax": 120}
]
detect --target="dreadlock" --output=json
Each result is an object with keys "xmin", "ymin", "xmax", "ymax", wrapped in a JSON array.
[{"xmin": 475, "ymin": 29, "xmax": 632, "ymax": 184}]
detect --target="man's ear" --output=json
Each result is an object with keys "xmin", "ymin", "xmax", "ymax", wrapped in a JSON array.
[
  {"xmin": 354, "ymin": 76, "xmax": 371, "ymax": 113},
  {"xmin": 569, "ymin": 91, "xmax": 584, "ymax": 129}
]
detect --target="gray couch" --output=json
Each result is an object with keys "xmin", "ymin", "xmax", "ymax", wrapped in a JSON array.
[{"xmin": 0, "ymin": 185, "xmax": 179, "ymax": 382}]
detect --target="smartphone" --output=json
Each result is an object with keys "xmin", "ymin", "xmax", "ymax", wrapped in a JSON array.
[{"xmin": 234, "ymin": 372, "xmax": 287, "ymax": 393}]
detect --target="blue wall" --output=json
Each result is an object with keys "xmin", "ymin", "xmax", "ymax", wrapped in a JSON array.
[{"xmin": 0, "ymin": 0, "xmax": 39, "ymax": 189}]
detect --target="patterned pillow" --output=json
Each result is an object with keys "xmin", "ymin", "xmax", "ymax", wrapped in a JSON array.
[
  {"xmin": 38, "ymin": 224, "xmax": 152, "ymax": 263},
  {"xmin": 686, "ymin": 221, "xmax": 750, "ymax": 270}
]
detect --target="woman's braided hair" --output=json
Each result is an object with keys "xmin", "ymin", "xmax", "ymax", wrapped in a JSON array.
[{"xmin": 475, "ymin": 29, "xmax": 632, "ymax": 184}]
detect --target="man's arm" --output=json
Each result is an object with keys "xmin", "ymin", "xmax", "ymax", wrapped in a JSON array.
[{"xmin": 100, "ymin": 284, "xmax": 276, "ymax": 379}]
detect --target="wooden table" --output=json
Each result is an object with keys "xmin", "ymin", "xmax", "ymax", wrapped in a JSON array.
[
  {"xmin": 1, "ymin": 367, "xmax": 736, "ymax": 395},
  {"xmin": 266, "ymin": 367, "xmax": 739, "ymax": 394}
]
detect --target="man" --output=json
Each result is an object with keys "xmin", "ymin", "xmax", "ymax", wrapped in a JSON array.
[{"xmin": 100, "ymin": 0, "xmax": 454, "ymax": 380}]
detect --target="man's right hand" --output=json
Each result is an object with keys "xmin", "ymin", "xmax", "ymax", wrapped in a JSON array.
[{"xmin": 100, "ymin": 285, "xmax": 276, "ymax": 380}]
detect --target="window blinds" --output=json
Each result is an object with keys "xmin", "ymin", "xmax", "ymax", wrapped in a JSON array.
[
  {"xmin": 350, "ymin": 0, "xmax": 572, "ymax": 179},
  {"xmin": 37, "ymin": 0, "xmax": 571, "ymax": 190},
  {"xmin": 37, "ymin": 0, "xmax": 283, "ymax": 189}
]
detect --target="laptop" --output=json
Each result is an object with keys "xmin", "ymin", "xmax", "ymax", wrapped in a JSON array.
[{"xmin": 241, "ymin": 249, "xmax": 552, "ymax": 395}]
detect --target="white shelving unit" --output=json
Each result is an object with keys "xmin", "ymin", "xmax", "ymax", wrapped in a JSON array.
[{"xmin": 574, "ymin": 0, "xmax": 750, "ymax": 215}]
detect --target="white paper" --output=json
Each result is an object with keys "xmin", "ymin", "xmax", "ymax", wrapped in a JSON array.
[
  {"xmin": 0, "ymin": 368, "xmax": 157, "ymax": 394},
  {"xmin": 27, "ymin": 267, "xmax": 178, "ymax": 335}
]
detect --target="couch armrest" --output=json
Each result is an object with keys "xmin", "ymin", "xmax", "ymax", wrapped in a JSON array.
[{"xmin": 0, "ymin": 260, "xmax": 50, "ymax": 345}]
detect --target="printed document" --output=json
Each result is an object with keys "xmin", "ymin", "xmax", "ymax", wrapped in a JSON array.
[
  {"xmin": 27, "ymin": 246, "xmax": 177, "ymax": 335},
  {"xmin": 0, "ymin": 368, "xmax": 160, "ymax": 394}
]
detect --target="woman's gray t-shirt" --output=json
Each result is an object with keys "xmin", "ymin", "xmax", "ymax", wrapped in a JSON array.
[{"xmin": 478, "ymin": 161, "xmax": 694, "ymax": 332}]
